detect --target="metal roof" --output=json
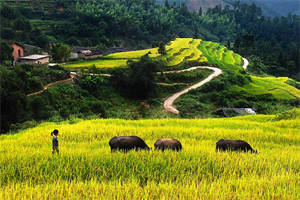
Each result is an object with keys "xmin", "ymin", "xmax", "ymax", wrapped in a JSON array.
[{"xmin": 18, "ymin": 54, "xmax": 50, "ymax": 60}]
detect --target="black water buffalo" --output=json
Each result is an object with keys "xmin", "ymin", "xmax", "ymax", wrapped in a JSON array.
[
  {"xmin": 216, "ymin": 139, "xmax": 257, "ymax": 153},
  {"xmin": 109, "ymin": 136, "xmax": 150, "ymax": 152},
  {"xmin": 154, "ymin": 138, "xmax": 182, "ymax": 151}
]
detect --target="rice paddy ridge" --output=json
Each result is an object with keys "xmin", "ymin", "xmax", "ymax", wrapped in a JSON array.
[{"xmin": 64, "ymin": 38, "xmax": 209, "ymax": 69}]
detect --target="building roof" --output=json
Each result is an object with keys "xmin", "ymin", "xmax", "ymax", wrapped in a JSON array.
[
  {"xmin": 71, "ymin": 46, "xmax": 91, "ymax": 53},
  {"xmin": 216, "ymin": 108, "xmax": 256, "ymax": 117},
  {"xmin": 18, "ymin": 54, "xmax": 50, "ymax": 60},
  {"xmin": 8, "ymin": 41, "xmax": 24, "ymax": 48},
  {"xmin": 23, "ymin": 44, "xmax": 42, "ymax": 51}
]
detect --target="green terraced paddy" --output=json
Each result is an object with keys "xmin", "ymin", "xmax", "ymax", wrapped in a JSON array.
[
  {"xmin": 64, "ymin": 38, "xmax": 243, "ymax": 70},
  {"xmin": 231, "ymin": 76, "xmax": 300, "ymax": 100}
]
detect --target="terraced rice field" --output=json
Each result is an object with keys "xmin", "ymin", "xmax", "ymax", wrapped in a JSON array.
[
  {"xmin": 0, "ymin": 115, "xmax": 299, "ymax": 199},
  {"xmin": 62, "ymin": 38, "xmax": 300, "ymax": 105},
  {"xmin": 64, "ymin": 38, "xmax": 238, "ymax": 69},
  {"xmin": 231, "ymin": 76, "xmax": 300, "ymax": 100},
  {"xmin": 63, "ymin": 58, "xmax": 131, "ymax": 69},
  {"xmin": 103, "ymin": 48, "xmax": 160, "ymax": 59},
  {"xmin": 198, "ymin": 41, "xmax": 243, "ymax": 71}
]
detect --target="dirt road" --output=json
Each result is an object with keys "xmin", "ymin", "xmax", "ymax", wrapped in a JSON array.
[
  {"xmin": 242, "ymin": 58, "xmax": 249, "ymax": 70},
  {"xmin": 163, "ymin": 57, "xmax": 249, "ymax": 114},
  {"xmin": 163, "ymin": 66, "xmax": 222, "ymax": 114},
  {"xmin": 27, "ymin": 75, "xmax": 74, "ymax": 97}
]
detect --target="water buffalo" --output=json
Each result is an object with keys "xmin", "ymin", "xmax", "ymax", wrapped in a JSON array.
[
  {"xmin": 154, "ymin": 138, "xmax": 182, "ymax": 151},
  {"xmin": 109, "ymin": 136, "xmax": 150, "ymax": 152},
  {"xmin": 216, "ymin": 139, "xmax": 257, "ymax": 153}
]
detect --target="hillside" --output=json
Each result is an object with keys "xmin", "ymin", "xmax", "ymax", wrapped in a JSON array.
[
  {"xmin": 235, "ymin": 0, "xmax": 300, "ymax": 17},
  {"xmin": 2, "ymin": 37, "xmax": 299, "ymax": 132},
  {"xmin": 157, "ymin": 0, "xmax": 300, "ymax": 16},
  {"xmin": 1, "ymin": 1, "xmax": 299, "ymax": 82},
  {"xmin": 157, "ymin": 0, "xmax": 230, "ymax": 11},
  {"xmin": 64, "ymin": 38, "xmax": 300, "ymax": 104},
  {"xmin": 64, "ymin": 38, "xmax": 240, "ymax": 70},
  {"xmin": 1, "ymin": 115, "xmax": 299, "ymax": 199}
]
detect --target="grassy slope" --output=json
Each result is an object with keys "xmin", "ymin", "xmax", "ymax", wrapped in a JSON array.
[
  {"xmin": 63, "ymin": 38, "xmax": 299, "ymax": 118},
  {"xmin": 231, "ymin": 76, "xmax": 300, "ymax": 100},
  {"xmin": 192, "ymin": 40, "xmax": 299, "ymax": 101},
  {"xmin": 1, "ymin": 115, "xmax": 299, "ymax": 199},
  {"xmin": 198, "ymin": 40, "xmax": 242, "ymax": 72}
]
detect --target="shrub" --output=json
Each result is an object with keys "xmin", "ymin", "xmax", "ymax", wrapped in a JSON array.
[
  {"xmin": 274, "ymin": 108, "xmax": 300, "ymax": 121},
  {"xmin": 110, "ymin": 54, "xmax": 161, "ymax": 99}
]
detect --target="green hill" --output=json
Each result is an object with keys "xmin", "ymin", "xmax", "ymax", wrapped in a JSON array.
[
  {"xmin": 64, "ymin": 38, "xmax": 300, "ymax": 103},
  {"xmin": 157, "ymin": 0, "xmax": 300, "ymax": 17},
  {"xmin": 1, "ymin": 38, "xmax": 299, "ymax": 133}
]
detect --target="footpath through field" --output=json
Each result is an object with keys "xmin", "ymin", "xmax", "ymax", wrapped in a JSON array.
[
  {"xmin": 163, "ymin": 66, "xmax": 222, "ymax": 114},
  {"xmin": 242, "ymin": 58, "xmax": 249, "ymax": 70},
  {"xmin": 163, "ymin": 57, "xmax": 249, "ymax": 114},
  {"xmin": 26, "ymin": 57, "xmax": 249, "ymax": 111},
  {"xmin": 26, "ymin": 75, "xmax": 75, "ymax": 97}
]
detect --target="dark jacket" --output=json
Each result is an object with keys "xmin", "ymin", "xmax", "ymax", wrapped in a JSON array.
[{"xmin": 52, "ymin": 136, "xmax": 58, "ymax": 148}]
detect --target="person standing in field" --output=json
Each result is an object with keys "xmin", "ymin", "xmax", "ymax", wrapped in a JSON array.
[{"xmin": 51, "ymin": 129, "xmax": 59, "ymax": 155}]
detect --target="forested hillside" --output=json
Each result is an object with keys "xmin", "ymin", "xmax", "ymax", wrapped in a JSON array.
[
  {"xmin": 1, "ymin": 1, "xmax": 299, "ymax": 79},
  {"xmin": 157, "ymin": 0, "xmax": 300, "ymax": 17},
  {"xmin": 1, "ymin": 1, "xmax": 299, "ymax": 133},
  {"xmin": 1, "ymin": 38, "xmax": 299, "ymax": 133},
  {"xmin": 235, "ymin": 0, "xmax": 300, "ymax": 17}
]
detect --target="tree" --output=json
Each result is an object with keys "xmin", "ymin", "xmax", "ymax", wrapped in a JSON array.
[
  {"xmin": 127, "ymin": 55, "xmax": 160, "ymax": 99},
  {"xmin": 164, "ymin": 0, "xmax": 170, "ymax": 8},
  {"xmin": 234, "ymin": 36, "xmax": 241, "ymax": 51},
  {"xmin": 0, "ymin": 4, "xmax": 17, "ymax": 20},
  {"xmin": 50, "ymin": 43, "xmax": 71, "ymax": 62},
  {"xmin": 158, "ymin": 42, "xmax": 166, "ymax": 56},
  {"xmin": 0, "ymin": 41, "xmax": 13, "ymax": 64},
  {"xmin": 111, "ymin": 55, "xmax": 161, "ymax": 99},
  {"xmin": 198, "ymin": 7, "xmax": 202, "ymax": 16},
  {"xmin": 226, "ymin": 40, "xmax": 231, "ymax": 49}
]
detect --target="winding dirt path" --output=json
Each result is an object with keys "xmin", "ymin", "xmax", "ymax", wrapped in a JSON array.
[
  {"xmin": 157, "ymin": 66, "xmax": 209, "ymax": 74},
  {"xmin": 26, "ymin": 75, "xmax": 75, "ymax": 97},
  {"xmin": 163, "ymin": 66, "xmax": 222, "ymax": 114},
  {"xmin": 157, "ymin": 82, "xmax": 189, "ymax": 86},
  {"xmin": 242, "ymin": 58, "xmax": 248, "ymax": 70},
  {"xmin": 27, "ymin": 57, "xmax": 248, "ymax": 108},
  {"xmin": 163, "ymin": 57, "xmax": 249, "ymax": 114}
]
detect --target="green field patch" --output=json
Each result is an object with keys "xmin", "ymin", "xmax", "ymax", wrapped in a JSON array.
[
  {"xmin": 187, "ymin": 39, "xmax": 203, "ymax": 62},
  {"xmin": 223, "ymin": 50, "xmax": 236, "ymax": 65},
  {"xmin": 64, "ymin": 38, "xmax": 241, "ymax": 70},
  {"xmin": 103, "ymin": 48, "xmax": 159, "ymax": 59},
  {"xmin": 198, "ymin": 41, "xmax": 242, "ymax": 71},
  {"xmin": 231, "ymin": 76, "xmax": 300, "ymax": 100},
  {"xmin": 218, "ymin": 46, "xmax": 226, "ymax": 61},
  {"xmin": 167, "ymin": 48, "xmax": 193, "ymax": 66},
  {"xmin": 233, "ymin": 53, "xmax": 242, "ymax": 65},
  {"xmin": 164, "ymin": 38, "xmax": 193, "ymax": 61},
  {"xmin": 64, "ymin": 58, "xmax": 133, "ymax": 69}
]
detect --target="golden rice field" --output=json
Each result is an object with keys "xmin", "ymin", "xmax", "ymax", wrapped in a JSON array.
[
  {"xmin": 63, "ymin": 38, "xmax": 233, "ymax": 69},
  {"xmin": 1, "ymin": 115, "xmax": 299, "ymax": 199}
]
